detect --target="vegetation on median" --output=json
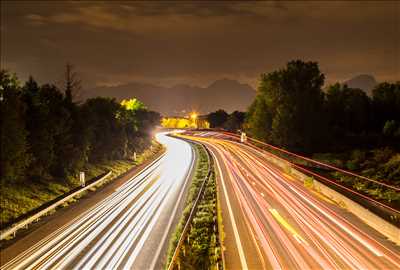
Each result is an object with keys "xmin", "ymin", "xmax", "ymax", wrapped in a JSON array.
[{"xmin": 166, "ymin": 143, "xmax": 222, "ymax": 270}]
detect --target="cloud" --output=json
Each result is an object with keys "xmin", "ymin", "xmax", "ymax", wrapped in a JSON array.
[
  {"xmin": 22, "ymin": 2, "xmax": 287, "ymax": 34},
  {"xmin": 3, "ymin": 1, "xmax": 399, "ymax": 89},
  {"xmin": 52, "ymin": 6, "xmax": 124, "ymax": 29},
  {"xmin": 26, "ymin": 14, "xmax": 46, "ymax": 25}
]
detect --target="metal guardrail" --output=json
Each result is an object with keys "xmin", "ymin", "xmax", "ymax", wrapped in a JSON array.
[
  {"xmin": 166, "ymin": 143, "xmax": 215, "ymax": 270},
  {"xmin": 0, "ymin": 171, "xmax": 112, "ymax": 241},
  {"xmin": 218, "ymin": 131, "xmax": 400, "ymax": 192}
]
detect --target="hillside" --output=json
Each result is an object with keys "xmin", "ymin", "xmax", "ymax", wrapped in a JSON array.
[
  {"xmin": 83, "ymin": 79, "xmax": 256, "ymax": 116},
  {"xmin": 343, "ymin": 74, "xmax": 377, "ymax": 96}
]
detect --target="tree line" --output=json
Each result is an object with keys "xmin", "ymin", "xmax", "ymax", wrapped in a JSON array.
[
  {"xmin": 1, "ymin": 68, "xmax": 160, "ymax": 186},
  {"xmin": 206, "ymin": 110, "xmax": 245, "ymax": 132},
  {"xmin": 206, "ymin": 60, "xmax": 400, "ymax": 154}
]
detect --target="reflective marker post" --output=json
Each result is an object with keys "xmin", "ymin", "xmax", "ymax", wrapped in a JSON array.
[
  {"xmin": 240, "ymin": 132, "xmax": 247, "ymax": 143},
  {"xmin": 80, "ymin": 171, "xmax": 85, "ymax": 187}
]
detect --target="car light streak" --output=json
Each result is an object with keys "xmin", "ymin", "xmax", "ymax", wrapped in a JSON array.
[
  {"xmin": 182, "ymin": 133, "xmax": 400, "ymax": 270},
  {"xmin": 2, "ymin": 132, "xmax": 194, "ymax": 270},
  {"xmin": 211, "ymin": 151, "xmax": 249, "ymax": 270}
]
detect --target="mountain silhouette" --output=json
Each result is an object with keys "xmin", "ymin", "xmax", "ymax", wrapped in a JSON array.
[
  {"xmin": 343, "ymin": 74, "xmax": 377, "ymax": 96},
  {"xmin": 83, "ymin": 79, "xmax": 256, "ymax": 116}
]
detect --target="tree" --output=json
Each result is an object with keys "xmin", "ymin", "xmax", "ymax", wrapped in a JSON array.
[
  {"xmin": 0, "ymin": 70, "xmax": 31, "ymax": 184},
  {"xmin": 131, "ymin": 109, "xmax": 160, "ymax": 151},
  {"xmin": 207, "ymin": 109, "xmax": 228, "ymax": 128},
  {"xmin": 60, "ymin": 63, "xmax": 82, "ymax": 103},
  {"xmin": 59, "ymin": 64, "xmax": 87, "ymax": 177},
  {"xmin": 383, "ymin": 120, "xmax": 400, "ymax": 137},
  {"xmin": 121, "ymin": 98, "xmax": 146, "ymax": 111},
  {"xmin": 223, "ymin": 111, "xmax": 246, "ymax": 132},
  {"xmin": 21, "ymin": 78, "xmax": 57, "ymax": 180},
  {"xmin": 325, "ymin": 83, "xmax": 371, "ymax": 134},
  {"xmin": 40, "ymin": 84, "xmax": 75, "ymax": 178},
  {"xmin": 245, "ymin": 95, "xmax": 273, "ymax": 141},
  {"xmin": 21, "ymin": 77, "xmax": 80, "ymax": 180},
  {"xmin": 246, "ymin": 60, "xmax": 327, "ymax": 152},
  {"xmin": 2, "ymin": 67, "xmax": 160, "ymax": 189},
  {"xmin": 83, "ymin": 97, "xmax": 126, "ymax": 162},
  {"xmin": 372, "ymin": 82, "xmax": 400, "ymax": 130}
]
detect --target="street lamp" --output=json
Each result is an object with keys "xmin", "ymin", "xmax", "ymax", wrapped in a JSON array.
[{"xmin": 190, "ymin": 112, "xmax": 198, "ymax": 129}]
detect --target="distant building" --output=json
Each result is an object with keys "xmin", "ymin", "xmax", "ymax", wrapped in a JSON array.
[{"xmin": 161, "ymin": 115, "xmax": 210, "ymax": 129}]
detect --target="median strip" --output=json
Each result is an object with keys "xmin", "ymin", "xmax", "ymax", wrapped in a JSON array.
[{"xmin": 165, "ymin": 142, "xmax": 223, "ymax": 270}]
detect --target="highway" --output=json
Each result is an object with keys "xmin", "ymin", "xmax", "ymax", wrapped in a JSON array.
[
  {"xmin": 183, "ymin": 132, "xmax": 400, "ymax": 270},
  {"xmin": 1, "ymin": 132, "xmax": 195, "ymax": 270}
]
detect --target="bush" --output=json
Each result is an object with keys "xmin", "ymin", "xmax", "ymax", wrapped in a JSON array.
[{"xmin": 166, "ymin": 143, "xmax": 222, "ymax": 269}]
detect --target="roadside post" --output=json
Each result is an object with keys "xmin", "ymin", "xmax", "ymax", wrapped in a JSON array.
[
  {"xmin": 80, "ymin": 171, "xmax": 85, "ymax": 187},
  {"xmin": 240, "ymin": 132, "xmax": 247, "ymax": 143}
]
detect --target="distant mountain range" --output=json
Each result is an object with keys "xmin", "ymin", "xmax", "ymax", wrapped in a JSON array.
[
  {"xmin": 83, "ymin": 79, "xmax": 256, "ymax": 116},
  {"xmin": 343, "ymin": 74, "xmax": 377, "ymax": 96},
  {"xmin": 82, "ymin": 74, "xmax": 379, "ymax": 116}
]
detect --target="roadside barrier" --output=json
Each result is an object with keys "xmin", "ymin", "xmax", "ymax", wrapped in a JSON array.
[
  {"xmin": 1, "ymin": 146, "xmax": 167, "ymax": 242},
  {"xmin": 218, "ymin": 131, "xmax": 400, "ymax": 192},
  {"xmin": 0, "ymin": 171, "xmax": 112, "ymax": 241},
  {"xmin": 204, "ymin": 130, "xmax": 400, "ymax": 242}
]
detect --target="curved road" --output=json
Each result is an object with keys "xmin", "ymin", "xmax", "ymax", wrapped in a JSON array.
[
  {"xmin": 184, "ymin": 132, "xmax": 400, "ymax": 270},
  {"xmin": 1, "ymin": 133, "xmax": 194, "ymax": 270}
]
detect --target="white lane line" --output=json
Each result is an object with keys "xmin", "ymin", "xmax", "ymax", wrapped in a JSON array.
[
  {"xmin": 148, "ymin": 141, "xmax": 196, "ymax": 269},
  {"xmin": 2, "ymin": 157, "xmax": 164, "ymax": 270},
  {"xmin": 73, "ymin": 177, "xmax": 163, "ymax": 269},
  {"xmin": 2, "ymin": 161, "xmax": 163, "ymax": 270},
  {"xmin": 210, "ymin": 149, "xmax": 249, "ymax": 270}
]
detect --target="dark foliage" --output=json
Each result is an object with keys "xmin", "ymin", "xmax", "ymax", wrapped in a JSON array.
[
  {"xmin": 0, "ymin": 69, "xmax": 160, "ymax": 185},
  {"xmin": 245, "ymin": 60, "xmax": 327, "ymax": 153},
  {"xmin": 245, "ymin": 60, "xmax": 400, "ymax": 154},
  {"xmin": 206, "ymin": 110, "xmax": 246, "ymax": 132},
  {"xmin": 206, "ymin": 109, "xmax": 229, "ymax": 128},
  {"xmin": 223, "ymin": 111, "xmax": 246, "ymax": 132}
]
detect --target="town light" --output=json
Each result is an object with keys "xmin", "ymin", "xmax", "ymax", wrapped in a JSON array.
[
  {"xmin": 190, "ymin": 112, "xmax": 198, "ymax": 129},
  {"xmin": 190, "ymin": 112, "xmax": 198, "ymax": 120}
]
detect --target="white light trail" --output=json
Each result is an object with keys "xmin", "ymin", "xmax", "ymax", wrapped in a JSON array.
[{"xmin": 2, "ymin": 132, "xmax": 194, "ymax": 270}]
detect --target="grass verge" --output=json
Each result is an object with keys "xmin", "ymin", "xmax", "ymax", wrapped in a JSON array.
[{"xmin": 0, "ymin": 140, "xmax": 164, "ymax": 229}]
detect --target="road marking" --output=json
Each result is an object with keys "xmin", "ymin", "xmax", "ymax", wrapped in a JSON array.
[
  {"xmin": 269, "ymin": 208, "xmax": 307, "ymax": 244},
  {"xmin": 282, "ymin": 173, "xmax": 295, "ymax": 181},
  {"xmin": 211, "ymin": 150, "xmax": 249, "ymax": 270}
]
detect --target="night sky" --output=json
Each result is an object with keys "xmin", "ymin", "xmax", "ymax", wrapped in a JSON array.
[{"xmin": 1, "ymin": 1, "xmax": 399, "ymax": 89}]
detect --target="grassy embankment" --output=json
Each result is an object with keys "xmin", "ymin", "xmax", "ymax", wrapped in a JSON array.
[
  {"xmin": 0, "ymin": 141, "xmax": 164, "ymax": 229},
  {"xmin": 165, "ymin": 143, "xmax": 223, "ymax": 270},
  {"xmin": 249, "ymin": 138, "xmax": 400, "ymax": 207},
  {"xmin": 312, "ymin": 147, "xmax": 400, "ymax": 207}
]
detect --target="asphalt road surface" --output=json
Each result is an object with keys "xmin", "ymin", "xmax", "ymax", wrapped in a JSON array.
[
  {"xmin": 184, "ymin": 132, "xmax": 400, "ymax": 270},
  {"xmin": 1, "ymin": 132, "xmax": 195, "ymax": 270}
]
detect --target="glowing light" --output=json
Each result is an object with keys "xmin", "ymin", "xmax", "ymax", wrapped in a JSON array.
[
  {"xmin": 2, "ymin": 133, "xmax": 194, "ymax": 270},
  {"xmin": 178, "ymin": 132, "xmax": 400, "ymax": 270},
  {"xmin": 190, "ymin": 112, "xmax": 198, "ymax": 120}
]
